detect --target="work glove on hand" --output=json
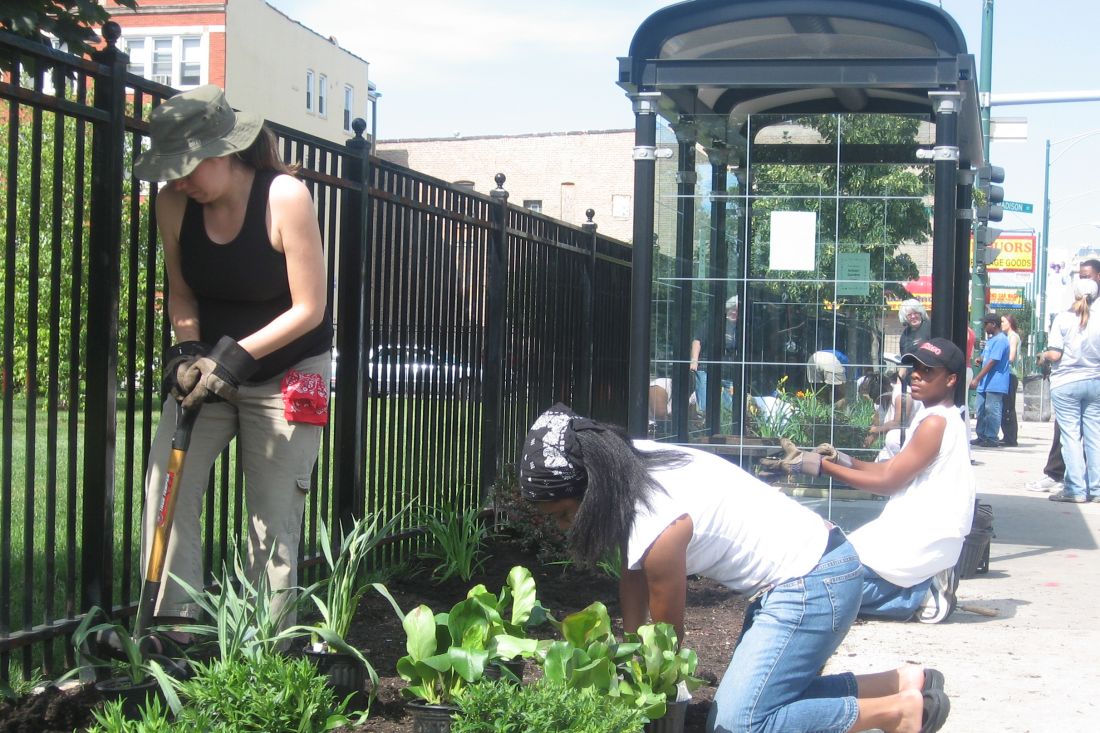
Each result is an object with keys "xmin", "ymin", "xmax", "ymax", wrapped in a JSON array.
[
  {"xmin": 758, "ymin": 438, "xmax": 823, "ymax": 476},
  {"xmin": 814, "ymin": 443, "xmax": 854, "ymax": 468},
  {"xmin": 179, "ymin": 336, "xmax": 259, "ymax": 411},
  {"xmin": 162, "ymin": 341, "xmax": 210, "ymax": 401}
]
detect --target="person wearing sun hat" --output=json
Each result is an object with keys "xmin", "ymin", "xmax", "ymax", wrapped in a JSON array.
[
  {"xmin": 134, "ymin": 85, "xmax": 332, "ymax": 631},
  {"xmin": 765, "ymin": 337, "xmax": 975, "ymax": 626}
]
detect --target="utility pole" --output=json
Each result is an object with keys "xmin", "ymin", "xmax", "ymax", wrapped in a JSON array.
[
  {"xmin": 973, "ymin": 0, "xmax": 995, "ymax": 333},
  {"xmin": 980, "ymin": 0, "xmax": 995, "ymax": 154}
]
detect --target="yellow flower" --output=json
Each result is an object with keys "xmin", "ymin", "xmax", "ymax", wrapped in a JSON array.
[{"xmin": 796, "ymin": 391, "xmax": 806, "ymax": 398}]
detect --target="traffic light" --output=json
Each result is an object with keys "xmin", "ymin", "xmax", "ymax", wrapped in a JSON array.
[
  {"xmin": 975, "ymin": 225, "xmax": 1003, "ymax": 265},
  {"xmin": 976, "ymin": 165, "xmax": 1005, "ymax": 223},
  {"xmin": 975, "ymin": 164, "xmax": 1006, "ymax": 271}
]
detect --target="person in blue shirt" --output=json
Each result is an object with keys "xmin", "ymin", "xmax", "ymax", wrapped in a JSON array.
[{"xmin": 969, "ymin": 314, "xmax": 1011, "ymax": 447}]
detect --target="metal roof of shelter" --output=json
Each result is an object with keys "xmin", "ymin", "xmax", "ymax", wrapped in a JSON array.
[{"xmin": 617, "ymin": 0, "xmax": 984, "ymax": 165}]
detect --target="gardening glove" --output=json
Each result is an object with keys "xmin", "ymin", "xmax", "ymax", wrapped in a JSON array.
[
  {"xmin": 758, "ymin": 438, "xmax": 823, "ymax": 476},
  {"xmin": 162, "ymin": 340, "xmax": 210, "ymax": 401},
  {"xmin": 179, "ymin": 336, "xmax": 259, "ymax": 410},
  {"xmin": 814, "ymin": 443, "xmax": 854, "ymax": 468}
]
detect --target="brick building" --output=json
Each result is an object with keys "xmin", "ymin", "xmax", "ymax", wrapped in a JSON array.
[
  {"xmin": 105, "ymin": 0, "xmax": 375, "ymax": 142},
  {"xmin": 377, "ymin": 129, "xmax": 637, "ymax": 243}
]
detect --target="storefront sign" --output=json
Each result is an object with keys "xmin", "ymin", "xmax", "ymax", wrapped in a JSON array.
[
  {"xmin": 988, "ymin": 234, "xmax": 1036, "ymax": 273},
  {"xmin": 989, "ymin": 286, "xmax": 1026, "ymax": 310}
]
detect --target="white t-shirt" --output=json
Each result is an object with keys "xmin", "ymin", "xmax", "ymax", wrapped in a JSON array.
[
  {"xmin": 627, "ymin": 441, "xmax": 828, "ymax": 597},
  {"xmin": 1047, "ymin": 307, "xmax": 1100, "ymax": 390},
  {"xmin": 877, "ymin": 382, "xmax": 924, "ymax": 460},
  {"xmin": 849, "ymin": 404, "xmax": 975, "ymax": 587}
]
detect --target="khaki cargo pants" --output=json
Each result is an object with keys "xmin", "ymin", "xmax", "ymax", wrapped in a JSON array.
[{"xmin": 141, "ymin": 352, "xmax": 329, "ymax": 623}]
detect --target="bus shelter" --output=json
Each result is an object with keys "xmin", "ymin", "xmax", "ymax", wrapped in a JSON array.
[{"xmin": 618, "ymin": 0, "xmax": 984, "ymax": 482}]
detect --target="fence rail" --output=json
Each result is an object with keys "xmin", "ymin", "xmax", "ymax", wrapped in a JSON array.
[{"xmin": 0, "ymin": 27, "xmax": 631, "ymax": 680}]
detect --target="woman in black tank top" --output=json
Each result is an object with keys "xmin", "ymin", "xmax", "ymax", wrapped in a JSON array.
[{"xmin": 133, "ymin": 85, "xmax": 332, "ymax": 635}]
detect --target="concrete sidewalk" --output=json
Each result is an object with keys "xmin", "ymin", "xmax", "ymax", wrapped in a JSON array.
[{"xmin": 823, "ymin": 418, "xmax": 1100, "ymax": 732}]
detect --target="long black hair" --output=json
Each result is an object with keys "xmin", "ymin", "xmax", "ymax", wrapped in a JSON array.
[{"xmin": 568, "ymin": 423, "xmax": 688, "ymax": 566}]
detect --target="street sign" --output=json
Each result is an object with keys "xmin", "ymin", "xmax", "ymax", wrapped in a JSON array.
[{"xmin": 1002, "ymin": 200, "xmax": 1033, "ymax": 213}]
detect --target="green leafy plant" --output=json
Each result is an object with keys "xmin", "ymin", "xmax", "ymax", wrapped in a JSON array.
[
  {"xmin": 170, "ymin": 549, "xmax": 313, "ymax": 665},
  {"xmin": 541, "ymin": 602, "xmax": 637, "ymax": 696},
  {"xmin": 87, "ymin": 655, "xmax": 354, "ymax": 733},
  {"xmin": 309, "ymin": 511, "xmax": 404, "ymax": 641},
  {"xmin": 540, "ymin": 606, "xmax": 703, "ymax": 722},
  {"xmin": 420, "ymin": 506, "xmax": 488, "ymax": 583},
  {"xmin": 619, "ymin": 623, "xmax": 703, "ymax": 720},
  {"xmin": 396, "ymin": 567, "xmax": 552, "ymax": 705},
  {"xmin": 396, "ymin": 603, "xmax": 489, "ymax": 705},
  {"xmin": 453, "ymin": 678, "xmax": 646, "ymax": 733},
  {"xmin": 88, "ymin": 695, "xmax": 176, "ymax": 733},
  {"xmin": 60, "ymin": 606, "xmax": 182, "ymax": 713},
  {"xmin": 461, "ymin": 566, "xmax": 548, "ymax": 664}
]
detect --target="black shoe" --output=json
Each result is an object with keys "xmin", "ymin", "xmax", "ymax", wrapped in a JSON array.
[
  {"xmin": 999, "ymin": 440, "xmax": 1018, "ymax": 447},
  {"xmin": 970, "ymin": 438, "xmax": 998, "ymax": 448},
  {"xmin": 1048, "ymin": 491, "xmax": 1086, "ymax": 504}
]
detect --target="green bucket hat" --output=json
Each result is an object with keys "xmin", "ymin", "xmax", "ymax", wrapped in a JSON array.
[{"xmin": 133, "ymin": 85, "xmax": 263, "ymax": 182}]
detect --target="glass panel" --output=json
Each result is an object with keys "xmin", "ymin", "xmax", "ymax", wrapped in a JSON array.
[
  {"xmin": 648, "ymin": 110, "xmax": 936, "ymax": 515},
  {"xmin": 126, "ymin": 38, "xmax": 145, "ymax": 76},
  {"xmin": 151, "ymin": 38, "xmax": 172, "ymax": 82},
  {"xmin": 179, "ymin": 37, "xmax": 201, "ymax": 86}
]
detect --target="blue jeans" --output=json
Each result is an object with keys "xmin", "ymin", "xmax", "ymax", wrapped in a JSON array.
[
  {"xmin": 975, "ymin": 390, "xmax": 1004, "ymax": 442},
  {"xmin": 1050, "ymin": 378, "xmax": 1100, "ymax": 500},
  {"xmin": 707, "ymin": 530, "xmax": 862, "ymax": 733},
  {"xmin": 858, "ymin": 567, "xmax": 933, "ymax": 620},
  {"xmin": 694, "ymin": 369, "xmax": 734, "ymax": 416}
]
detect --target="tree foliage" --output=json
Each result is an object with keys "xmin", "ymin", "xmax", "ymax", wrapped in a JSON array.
[{"xmin": 1, "ymin": 1, "xmax": 137, "ymax": 59}]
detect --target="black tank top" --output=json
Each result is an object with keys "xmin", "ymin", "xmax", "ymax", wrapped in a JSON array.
[{"xmin": 179, "ymin": 170, "xmax": 332, "ymax": 382}]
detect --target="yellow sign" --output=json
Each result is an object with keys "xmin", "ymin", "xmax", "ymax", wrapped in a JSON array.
[
  {"xmin": 989, "ymin": 286, "xmax": 1026, "ymax": 310},
  {"xmin": 988, "ymin": 234, "xmax": 1036, "ymax": 273}
]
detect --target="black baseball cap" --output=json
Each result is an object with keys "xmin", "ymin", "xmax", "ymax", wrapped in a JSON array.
[{"xmin": 900, "ymin": 337, "xmax": 964, "ymax": 375}]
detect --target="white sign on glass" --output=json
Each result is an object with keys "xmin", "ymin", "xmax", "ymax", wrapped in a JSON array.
[{"xmin": 769, "ymin": 211, "xmax": 817, "ymax": 271}]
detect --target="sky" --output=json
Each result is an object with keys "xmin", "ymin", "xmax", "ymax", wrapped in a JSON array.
[{"xmin": 268, "ymin": 0, "xmax": 1100, "ymax": 257}]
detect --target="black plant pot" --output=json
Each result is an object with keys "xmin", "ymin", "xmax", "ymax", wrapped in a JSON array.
[
  {"xmin": 406, "ymin": 700, "xmax": 459, "ymax": 733},
  {"xmin": 303, "ymin": 647, "xmax": 365, "ymax": 699},
  {"xmin": 94, "ymin": 676, "xmax": 159, "ymax": 719},
  {"xmin": 482, "ymin": 658, "xmax": 525, "ymax": 683},
  {"xmin": 645, "ymin": 699, "xmax": 688, "ymax": 733}
]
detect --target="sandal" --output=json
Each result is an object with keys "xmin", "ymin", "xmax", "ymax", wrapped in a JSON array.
[
  {"xmin": 921, "ymin": 668, "xmax": 945, "ymax": 693},
  {"xmin": 920, "ymin": 689, "xmax": 951, "ymax": 733}
]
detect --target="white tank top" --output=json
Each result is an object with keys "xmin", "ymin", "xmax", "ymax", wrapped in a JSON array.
[
  {"xmin": 849, "ymin": 404, "xmax": 975, "ymax": 587},
  {"xmin": 627, "ymin": 441, "xmax": 829, "ymax": 596}
]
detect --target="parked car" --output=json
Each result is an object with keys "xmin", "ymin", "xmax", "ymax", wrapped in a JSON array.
[{"xmin": 365, "ymin": 344, "xmax": 481, "ymax": 399}]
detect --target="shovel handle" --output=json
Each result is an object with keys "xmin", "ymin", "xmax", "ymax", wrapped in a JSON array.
[{"xmin": 136, "ymin": 405, "xmax": 201, "ymax": 639}]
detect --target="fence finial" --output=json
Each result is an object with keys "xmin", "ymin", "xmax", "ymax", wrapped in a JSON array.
[
  {"xmin": 351, "ymin": 118, "xmax": 367, "ymax": 138},
  {"xmin": 491, "ymin": 173, "xmax": 508, "ymax": 201},
  {"xmin": 101, "ymin": 21, "xmax": 121, "ymax": 46},
  {"xmin": 582, "ymin": 208, "xmax": 597, "ymax": 233}
]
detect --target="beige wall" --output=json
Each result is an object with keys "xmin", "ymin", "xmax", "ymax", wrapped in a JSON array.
[
  {"xmin": 226, "ymin": 0, "xmax": 369, "ymax": 141},
  {"xmin": 377, "ymin": 130, "xmax": 636, "ymax": 242}
]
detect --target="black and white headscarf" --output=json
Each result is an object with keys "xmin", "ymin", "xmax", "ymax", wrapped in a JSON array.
[{"xmin": 518, "ymin": 403, "xmax": 602, "ymax": 501}]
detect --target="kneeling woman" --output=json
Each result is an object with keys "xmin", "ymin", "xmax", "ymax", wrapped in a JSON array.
[{"xmin": 519, "ymin": 406, "xmax": 949, "ymax": 733}]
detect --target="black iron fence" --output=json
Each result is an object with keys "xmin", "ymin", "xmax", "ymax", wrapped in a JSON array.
[{"xmin": 0, "ymin": 27, "xmax": 631, "ymax": 680}]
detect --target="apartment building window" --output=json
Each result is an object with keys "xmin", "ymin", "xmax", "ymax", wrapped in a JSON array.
[
  {"xmin": 179, "ymin": 37, "xmax": 202, "ymax": 86},
  {"xmin": 123, "ymin": 34, "xmax": 205, "ymax": 89},
  {"xmin": 306, "ymin": 70, "xmax": 315, "ymax": 112},
  {"xmin": 126, "ymin": 39, "xmax": 146, "ymax": 76},
  {"xmin": 523, "ymin": 200, "xmax": 543, "ymax": 213},
  {"xmin": 318, "ymin": 74, "xmax": 328, "ymax": 117},
  {"xmin": 343, "ymin": 85, "xmax": 354, "ymax": 132}
]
